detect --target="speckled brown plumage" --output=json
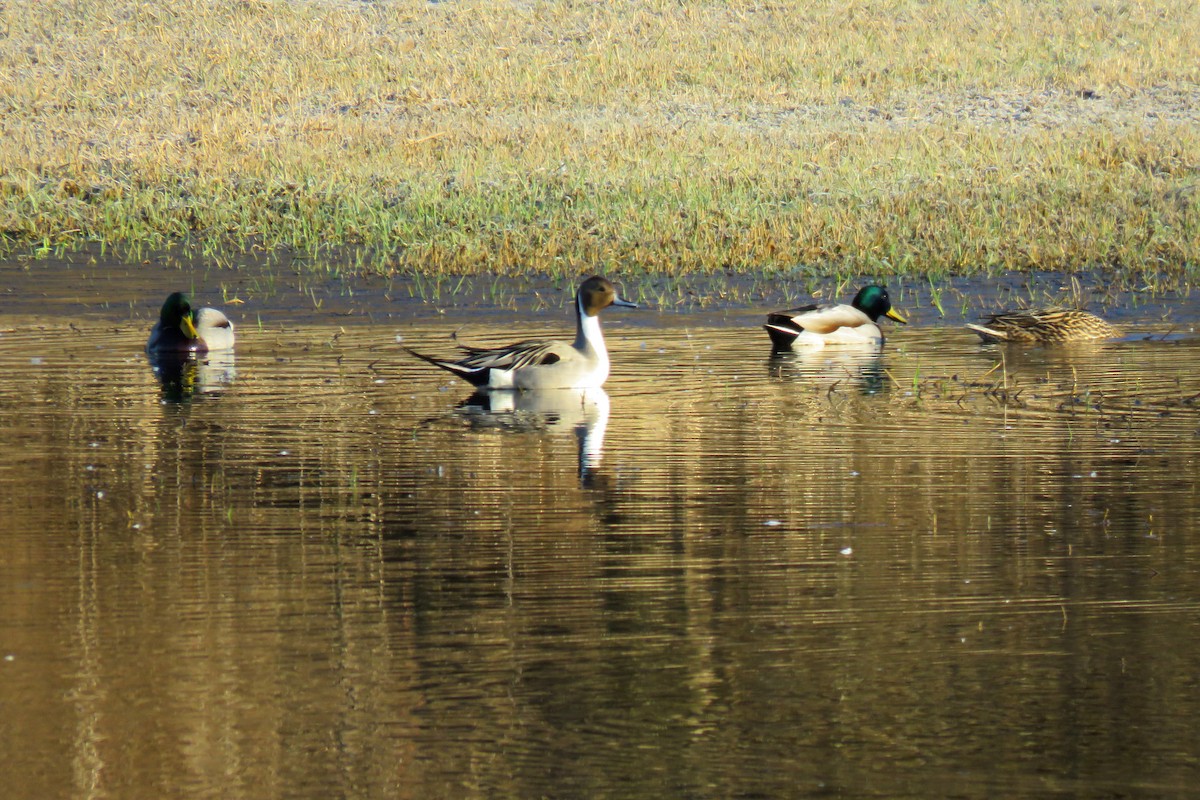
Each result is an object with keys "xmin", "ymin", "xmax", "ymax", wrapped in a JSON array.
[{"xmin": 966, "ymin": 308, "xmax": 1119, "ymax": 343}]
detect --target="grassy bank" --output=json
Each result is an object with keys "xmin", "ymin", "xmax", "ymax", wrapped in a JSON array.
[{"xmin": 2, "ymin": 0, "xmax": 1199, "ymax": 283}]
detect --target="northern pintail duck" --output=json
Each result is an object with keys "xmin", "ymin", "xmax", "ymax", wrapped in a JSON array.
[
  {"xmin": 146, "ymin": 292, "xmax": 235, "ymax": 354},
  {"xmin": 764, "ymin": 285, "xmax": 907, "ymax": 349},
  {"xmin": 967, "ymin": 308, "xmax": 1119, "ymax": 343},
  {"xmin": 407, "ymin": 275, "xmax": 637, "ymax": 389}
]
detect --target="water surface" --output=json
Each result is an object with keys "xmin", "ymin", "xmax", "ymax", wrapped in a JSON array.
[{"xmin": 3, "ymin": 268, "xmax": 1200, "ymax": 798}]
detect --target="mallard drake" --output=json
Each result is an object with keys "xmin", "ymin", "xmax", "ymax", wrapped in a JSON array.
[
  {"xmin": 764, "ymin": 284, "xmax": 907, "ymax": 349},
  {"xmin": 966, "ymin": 308, "xmax": 1119, "ymax": 343},
  {"xmin": 145, "ymin": 292, "xmax": 235, "ymax": 354},
  {"xmin": 407, "ymin": 275, "xmax": 638, "ymax": 389}
]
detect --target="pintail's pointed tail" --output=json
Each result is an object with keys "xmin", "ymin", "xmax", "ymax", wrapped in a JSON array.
[{"xmin": 405, "ymin": 347, "xmax": 492, "ymax": 386}]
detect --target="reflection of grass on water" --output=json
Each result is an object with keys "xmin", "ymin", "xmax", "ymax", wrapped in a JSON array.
[
  {"xmin": 2, "ymin": 1, "xmax": 1199, "ymax": 286},
  {"xmin": 891, "ymin": 341, "xmax": 1200, "ymax": 422}
]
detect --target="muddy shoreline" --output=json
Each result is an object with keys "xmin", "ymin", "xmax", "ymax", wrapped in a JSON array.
[{"xmin": 3, "ymin": 253, "xmax": 1197, "ymax": 336}]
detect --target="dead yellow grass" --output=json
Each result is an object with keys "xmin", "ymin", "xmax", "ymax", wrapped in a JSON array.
[{"xmin": 1, "ymin": 0, "xmax": 1198, "ymax": 280}]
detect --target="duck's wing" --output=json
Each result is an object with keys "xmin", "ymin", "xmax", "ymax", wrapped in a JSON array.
[
  {"xmin": 979, "ymin": 308, "xmax": 1056, "ymax": 339},
  {"xmin": 408, "ymin": 338, "xmax": 571, "ymax": 386},
  {"xmin": 967, "ymin": 308, "xmax": 1053, "ymax": 342},
  {"xmin": 779, "ymin": 302, "xmax": 872, "ymax": 334},
  {"xmin": 454, "ymin": 338, "xmax": 566, "ymax": 371}
]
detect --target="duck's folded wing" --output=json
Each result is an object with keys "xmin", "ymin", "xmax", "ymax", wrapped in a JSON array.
[
  {"xmin": 785, "ymin": 303, "xmax": 870, "ymax": 334},
  {"xmin": 456, "ymin": 339, "xmax": 565, "ymax": 371},
  {"xmin": 981, "ymin": 309, "xmax": 1061, "ymax": 339}
]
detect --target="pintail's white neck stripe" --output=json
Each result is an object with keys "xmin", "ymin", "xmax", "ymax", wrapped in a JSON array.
[
  {"xmin": 578, "ymin": 312, "xmax": 605, "ymax": 352},
  {"xmin": 575, "ymin": 285, "xmax": 607, "ymax": 351}
]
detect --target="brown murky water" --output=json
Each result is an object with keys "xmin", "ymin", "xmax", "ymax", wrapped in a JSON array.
[{"xmin": 3, "ymin": 263, "xmax": 1200, "ymax": 798}]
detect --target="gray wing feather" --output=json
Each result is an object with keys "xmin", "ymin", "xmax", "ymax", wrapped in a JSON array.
[{"xmin": 455, "ymin": 339, "xmax": 563, "ymax": 371}]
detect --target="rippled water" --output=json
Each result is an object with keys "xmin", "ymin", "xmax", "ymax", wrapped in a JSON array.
[{"xmin": 3, "ymin": 284, "xmax": 1200, "ymax": 798}]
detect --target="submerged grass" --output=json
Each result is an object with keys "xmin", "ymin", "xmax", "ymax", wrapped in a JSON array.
[{"xmin": 1, "ymin": 0, "xmax": 1199, "ymax": 283}]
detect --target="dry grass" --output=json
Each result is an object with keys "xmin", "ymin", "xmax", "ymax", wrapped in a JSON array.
[{"xmin": 1, "ymin": 0, "xmax": 1199, "ymax": 281}]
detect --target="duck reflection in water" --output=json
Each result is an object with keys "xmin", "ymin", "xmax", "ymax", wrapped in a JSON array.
[
  {"xmin": 768, "ymin": 343, "xmax": 889, "ymax": 396},
  {"xmin": 148, "ymin": 350, "xmax": 237, "ymax": 403},
  {"xmin": 452, "ymin": 387, "xmax": 611, "ymax": 486}
]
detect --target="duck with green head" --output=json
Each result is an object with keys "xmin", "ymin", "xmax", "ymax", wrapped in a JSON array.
[
  {"xmin": 764, "ymin": 284, "xmax": 907, "ymax": 349},
  {"xmin": 146, "ymin": 292, "xmax": 235, "ymax": 354}
]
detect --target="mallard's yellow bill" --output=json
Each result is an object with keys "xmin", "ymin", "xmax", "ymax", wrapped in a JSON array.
[{"xmin": 181, "ymin": 315, "xmax": 200, "ymax": 339}]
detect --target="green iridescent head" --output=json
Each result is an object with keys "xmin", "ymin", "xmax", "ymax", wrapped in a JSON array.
[
  {"xmin": 160, "ymin": 292, "xmax": 200, "ymax": 339},
  {"xmin": 851, "ymin": 285, "xmax": 907, "ymax": 324}
]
